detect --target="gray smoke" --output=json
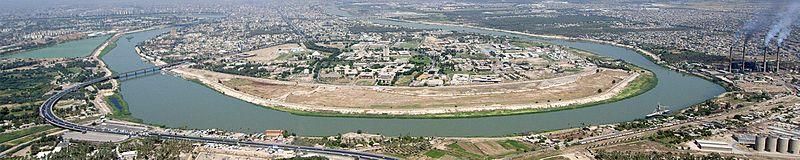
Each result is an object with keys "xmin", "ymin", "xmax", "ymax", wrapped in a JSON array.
[
  {"xmin": 765, "ymin": 1, "xmax": 800, "ymax": 46},
  {"xmin": 737, "ymin": 14, "xmax": 770, "ymax": 42}
]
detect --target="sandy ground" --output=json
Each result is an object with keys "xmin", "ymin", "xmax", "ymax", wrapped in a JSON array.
[
  {"xmin": 90, "ymin": 27, "xmax": 158, "ymax": 115},
  {"xmin": 736, "ymin": 81, "xmax": 790, "ymax": 93},
  {"xmin": 190, "ymin": 146, "xmax": 294, "ymax": 160},
  {"xmin": 172, "ymin": 66, "xmax": 639, "ymax": 115},
  {"xmin": 243, "ymin": 43, "xmax": 302, "ymax": 62},
  {"xmin": 89, "ymin": 33, "xmax": 121, "ymax": 115}
]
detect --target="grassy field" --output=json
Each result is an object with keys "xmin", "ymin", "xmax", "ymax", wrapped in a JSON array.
[
  {"xmin": 97, "ymin": 40, "xmax": 117, "ymax": 59},
  {"xmin": 499, "ymin": 140, "xmax": 531, "ymax": 151},
  {"xmin": 0, "ymin": 126, "xmax": 54, "ymax": 144},
  {"xmin": 423, "ymin": 149, "xmax": 446, "ymax": 158},
  {"xmin": 445, "ymin": 143, "xmax": 484, "ymax": 159},
  {"xmin": 425, "ymin": 140, "xmax": 531, "ymax": 159},
  {"xmin": 394, "ymin": 73, "xmax": 417, "ymax": 86}
]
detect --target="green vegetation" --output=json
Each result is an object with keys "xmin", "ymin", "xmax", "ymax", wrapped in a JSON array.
[
  {"xmin": 499, "ymin": 140, "xmax": 531, "ymax": 151},
  {"xmin": 0, "ymin": 58, "xmax": 102, "ymax": 141},
  {"xmin": 0, "ymin": 125, "xmax": 54, "ymax": 144},
  {"xmin": 104, "ymin": 92, "xmax": 142, "ymax": 123},
  {"xmin": 304, "ymin": 42, "xmax": 342, "ymax": 54},
  {"xmin": 445, "ymin": 143, "xmax": 483, "ymax": 159},
  {"xmin": 394, "ymin": 74, "xmax": 417, "ymax": 86},
  {"xmin": 648, "ymin": 129, "xmax": 708, "ymax": 146},
  {"xmin": 614, "ymin": 119, "xmax": 651, "ymax": 131},
  {"xmin": 511, "ymin": 40, "xmax": 547, "ymax": 48},
  {"xmin": 24, "ymin": 137, "xmax": 194, "ymax": 159},
  {"xmin": 639, "ymin": 43, "xmax": 726, "ymax": 64},
  {"xmin": 408, "ymin": 54, "xmax": 432, "ymax": 66},
  {"xmin": 423, "ymin": 149, "xmax": 446, "ymax": 158},
  {"xmin": 0, "ymin": 60, "xmax": 102, "ymax": 104},
  {"xmin": 612, "ymin": 72, "xmax": 657, "ymax": 100},
  {"xmin": 98, "ymin": 40, "xmax": 118, "ymax": 59}
]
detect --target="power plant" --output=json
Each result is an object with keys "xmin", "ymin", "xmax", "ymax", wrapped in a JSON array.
[{"xmin": 727, "ymin": 37, "xmax": 788, "ymax": 74}]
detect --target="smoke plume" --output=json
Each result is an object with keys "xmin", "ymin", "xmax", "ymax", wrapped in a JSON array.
[{"xmin": 764, "ymin": 1, "xmax": 800, "ymax": 46}]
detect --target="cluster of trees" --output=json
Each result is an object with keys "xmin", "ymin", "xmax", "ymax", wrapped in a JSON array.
[
  {"xmin": 35, "ymin": 138, "xmax": 194, "ymax": 159},
  {"xmin": 0, "ymin": 60, "xmax": 36, "ymax": 70},
  {"xmin": 0, "ymin": 105, "xmax": 42, "ymax": 129},
  {"xmin": 587, "ymin": 57, "xmax": 631, "ymax": 71},
  {"xmin": 0, "ymin": 59, "xmax": 102, "ymax": 132},
  {"xmin": 648, "ymin": 129, "xmax": 704, "ymax": 145},
  {"xmin": 1, "ymin": 60, "xmax": 100, "ymax": 104},
  {"xmin": 195, "ymin": 62, "xmax": 272, "ymax": 78},
  {"xmin": 681, "ymin": 101, "xmax": 725, "ymax": 117},
  {"xmin": 639, "ymin": 44, "xmax": 726, "ymax": 64},
  {"xmin": 613, "ymin": 119, "xmax": 652, "ymax": 131},
  {"xmin": 304, "ymin": 42, "xmax": 342, "ymax": 55}
]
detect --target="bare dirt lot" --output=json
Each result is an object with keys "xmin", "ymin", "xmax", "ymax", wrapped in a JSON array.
[
  {"xmin": 174, "ymin": 67, "xmax": 638, "ymax": 115},
  {"xmin": 243, "ymin": 43, "xmax": 303, "ymax": 62},
  {"xmin": 226, "ymin": 68, "xmax": 628, "ymax": 109}
]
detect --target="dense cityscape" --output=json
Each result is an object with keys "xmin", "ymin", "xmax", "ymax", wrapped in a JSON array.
[{"xmin": 0, "ymin": 0, "xmax": 799, "ymax": 159}]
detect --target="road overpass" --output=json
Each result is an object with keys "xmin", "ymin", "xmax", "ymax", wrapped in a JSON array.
[{"xmin": 39, "ymin": 62, "xmax": 398, "ymax": 160}]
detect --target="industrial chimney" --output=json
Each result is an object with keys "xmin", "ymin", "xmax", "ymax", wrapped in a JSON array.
[
  {"xmin": 763, "ymin": 45, "xmax": 769, "ymax": 73},
  {"xmin": 776, "ymin": 45, "xmax": 782, "ymax": 72},
  {"xmin": 728, "ymin": 45, "xmax": 734, "ymax": 72},
  {"xmin": 742, "ymin": 38, "xmax": 748, "ymax": 72}
]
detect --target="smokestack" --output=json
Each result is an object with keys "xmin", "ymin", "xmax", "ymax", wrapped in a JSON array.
[
  {"xmin": 728, "ymin": 45, "xmax": 734, "ymax": 72},
  {"xmin": 776, "ymin": 45, "xmax": 782, "ymax": 72},
  {"xmin": 742, "ymin": 38, "xmax": 748, "ymax": 72},
  {"xmin": 763, "ymin": 45, "xmax": 769, "ymax": 73}
]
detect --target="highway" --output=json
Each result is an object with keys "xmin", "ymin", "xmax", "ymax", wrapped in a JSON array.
[{"xmin": 39, "ymin": 62, "xmax": 398, "ymax": 160}]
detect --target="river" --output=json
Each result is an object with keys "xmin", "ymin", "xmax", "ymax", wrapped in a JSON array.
[
  {"xmin": 2, "ymin": 35, "xmax": 111, "ymax": 59},
  {"xmin": 97, "ymin": 17, "xmax": 725, "ymax": 136}
]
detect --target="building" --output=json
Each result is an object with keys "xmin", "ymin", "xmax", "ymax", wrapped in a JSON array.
[
  {"xmin": 695, "ymin": 140, "xmax": 733, "ymax": 152},
  {"xmin": 376, "ymin": 72, "xmax": 395, "ymax": 85},
  {"xmin": 170, "ymin": 28, "xmax": 177, "ymax": 37},
  {"xmin": 119, "ymin": 151, "xmax": 137, "ymax": 160},
  {"xmin": 734, "ymin": 133, "xmax": 756, "ymax": 145},
  {"xmin": 265, "ymin": 130, "xmax": 285, "ymax": 138},
  {"xmin": 341, "ymin": 132, "xmax": 384, "ymax": 144}
]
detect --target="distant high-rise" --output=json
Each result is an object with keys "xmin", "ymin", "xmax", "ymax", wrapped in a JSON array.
[{"xmin": 170, "ymin": 28, "xmax": 177, "ymax": 37}]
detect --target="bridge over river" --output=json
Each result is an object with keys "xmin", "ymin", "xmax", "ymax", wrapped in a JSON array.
[{"xmin": 39, "ymin": 62, "xmax": 398, "ymax": 160}]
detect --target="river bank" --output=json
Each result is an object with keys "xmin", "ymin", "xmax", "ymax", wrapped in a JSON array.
[
  {"xmin": 169, "ymin": 65, "xmax": 652, "ymax": 118},
  {"xmin": 100, "ymin": 20, "xmax": 722, "ymax": 136},
  {"xmin": 1, "ymin": 35, "xmax": 113, "ymax": 59},
  {"xmin": 93, "ymin": 26, "xmax": 169, "ymax": 122}
]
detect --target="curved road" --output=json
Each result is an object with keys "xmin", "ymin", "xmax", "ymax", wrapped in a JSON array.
[{"xmin": 39, "ymin": 63, "xmax": 398, "ymax": 160}]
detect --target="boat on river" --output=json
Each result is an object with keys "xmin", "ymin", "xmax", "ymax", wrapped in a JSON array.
[{"xmin": 646, "ymin": 103, "xmax": 670, "ymax": 118}]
